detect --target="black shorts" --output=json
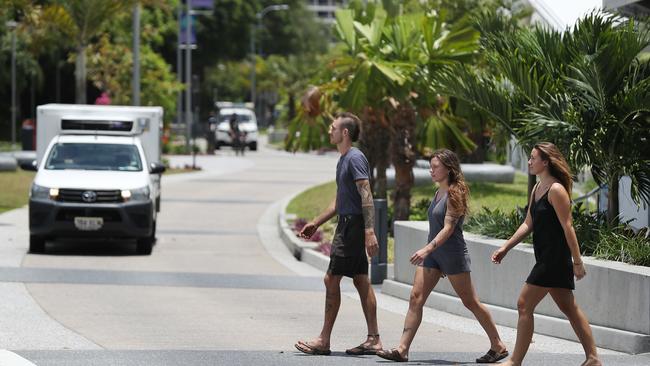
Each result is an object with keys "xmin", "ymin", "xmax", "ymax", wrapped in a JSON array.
[
  {"xmin": 328, "ymin": 214, "xmax": 367, "ymax": 277},
  {"xmin": 328, "ymin": 254, "xmax": 368, "ymax": 278}
]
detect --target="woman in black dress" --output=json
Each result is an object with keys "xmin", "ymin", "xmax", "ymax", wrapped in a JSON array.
[{"xmin": 491, "ymin": 142, "xmax": 601, "ymax": 366}]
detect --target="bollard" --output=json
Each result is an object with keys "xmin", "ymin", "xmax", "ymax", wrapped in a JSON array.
[{"xmin": 371, "ymin": 198, "xmax": 388, "ymax": 284}]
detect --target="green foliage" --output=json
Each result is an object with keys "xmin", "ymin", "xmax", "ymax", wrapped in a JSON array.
[
  {"xmin": 439, "ymin": 10, "xmax": 650, "ymax": 219},
  {"xmin": 84, "ymin": 3, "xmax": 182, "ymax": 124},
  {"xmin": 465, "ymin": 206, "xmax": 527, "ymax": 239},
  {"xmin": 466, "ymin": 202, "xmax": 650, "ymax": 267},
  {"xmin": 593, "ymin": 228, "xmax": 650, "ymax": 267}
]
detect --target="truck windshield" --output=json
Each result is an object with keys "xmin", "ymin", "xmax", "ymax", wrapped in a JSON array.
[{"xmin": 45, "ymin": 143, "xmax": 143, "ymax": 171}]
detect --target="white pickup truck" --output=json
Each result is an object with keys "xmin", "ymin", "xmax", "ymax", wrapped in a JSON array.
[{"xmin": 21, "ymin": 104, "xmax": 165, "ymax": 255}]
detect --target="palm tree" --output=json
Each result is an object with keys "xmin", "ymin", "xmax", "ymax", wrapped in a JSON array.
[
  {"xmin": 53, "ymin": 0, "xmax": 132, "ymax": 104},
  {"xmin": 439, "ymin": 11, "xmax": 650, "ymax": 222}
]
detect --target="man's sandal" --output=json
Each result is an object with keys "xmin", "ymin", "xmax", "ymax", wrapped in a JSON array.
[
  {"xmin": 294, "ymin": 341, "xmax": 331, "ymax": 356},
  {"xmin": 476, "ymin": 349, "xmax": 509, "ymax": 363},
  {"xmin": 345, "ymin": 334, "xmax": 381, "ymax": 355},
  {"xmin": 376, "ymin": 348, "xmax": 408, "ymax": 362}
]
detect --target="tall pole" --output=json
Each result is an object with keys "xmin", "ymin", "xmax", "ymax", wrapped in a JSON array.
[
  {"xmin": 176, "ymin": 4, "xmax": 182, "ymax": 125},
  {"xmin": 185, "ymin": 0, "xmax": 192, "ymax": 152},
  {"xmin": 250, "ymin": 24, "xmax": 255, "ymax": 106},
  {"xmin": 9, "ymin": 20, "xmax": 17, "ymax": 146},
  {"xmin": 250, "ymin": 5, "xmax": 289, "ymax": 125},
  {"xmin": 132, "ymin": 3, "xmax": 141, "ymax": 106}
]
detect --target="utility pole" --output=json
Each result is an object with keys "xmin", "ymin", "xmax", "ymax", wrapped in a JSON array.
[
  {"xmin": 6, "ymin": 20, "xmax": 17, "ymax": 145},
  {"xmin": 185, "ymin": 0, "xmax": 192, "ymax": 153},
  {"xmin": 132, "ymin": 3, "xmax": 141, "ymax": 106}
]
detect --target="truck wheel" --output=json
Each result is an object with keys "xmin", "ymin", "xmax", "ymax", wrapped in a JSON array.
[
  {"xmin": 249, "ymin": 141, "xmax": 257, "ymax": 151},
  {"xmin": 136, "ymin": 221, "xmax": 156, "ymax": 255},
  {"xmin": 29, "ymin": 235, "xmax": 45, "ymax": 254},
  {"xmin": 215, "ymin": 141, "xmax": 222, "ymax": 150}
]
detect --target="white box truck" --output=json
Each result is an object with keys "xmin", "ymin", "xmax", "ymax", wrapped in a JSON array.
[{"xmin": 21, "ymin": 104, "xmax": 166, "ymax": 255}]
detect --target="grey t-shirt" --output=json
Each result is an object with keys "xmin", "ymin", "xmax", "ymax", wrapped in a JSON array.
[{"xmin": 336, "ymin": 147, "xmax": 369, "ymax": 215}]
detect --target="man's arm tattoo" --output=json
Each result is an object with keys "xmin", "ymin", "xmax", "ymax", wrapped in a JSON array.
[{"xmin": 356, "ymin": 180, "xmax": 375, "ymax": 230}]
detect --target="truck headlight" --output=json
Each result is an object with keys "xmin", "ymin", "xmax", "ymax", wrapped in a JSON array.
[
  {"xmin": 31, "ymin": 184, "xmax": 58, "ymax": 200},
  {"xmin": 121, "ymin": 186, "xmax": 150, "ymax": 202}
]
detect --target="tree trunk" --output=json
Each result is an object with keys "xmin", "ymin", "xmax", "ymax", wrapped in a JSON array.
[
  {"xmin": 359, "ymin": 107, "xmax": 390, "ymax": 199},
  {"xmin": 607, "ymin": 176, "xmax": 619, "ymax": 223},
  {"xmin": 75, "ymin": 44, "xmax": 87, "ymax": 104},
  {"xmin": 288, "ymin": 93, "xmax": 295, "ymax": 122},
  {"xmin": 390, "ymin": 105, "xmax": 417, "ymax": 221},
  {"xmin": 527, "ymin": 174, "xmax": 536, "ymax": 204}
]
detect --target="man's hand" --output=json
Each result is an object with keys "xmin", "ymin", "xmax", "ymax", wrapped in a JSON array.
[
  {"xmin": 365, "ymin": 229, "xmax": 379, "ymax": 257},
  {"xmin": 300, "ymin": 222, "xmax": 318, "ymax": 239}
]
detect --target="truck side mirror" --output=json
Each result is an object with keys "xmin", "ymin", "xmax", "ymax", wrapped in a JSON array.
[
  {"xmin": 20, "ymin": 160, "xmax": 38, "ymax": 171},
  {"xmin": 149, "ymin": 162, "xmax": 166, "ymax": 174}
]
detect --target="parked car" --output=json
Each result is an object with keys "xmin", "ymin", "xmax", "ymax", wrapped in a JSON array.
[{"xmin": 215, "ymin": 106, "xmax": 258, "ymax": 151}]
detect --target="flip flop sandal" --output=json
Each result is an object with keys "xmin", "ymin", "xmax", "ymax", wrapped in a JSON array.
[
  {"xmin": 345, "ymin": 344, "xmax": 379, "ymax": 355},
  {"xmin": 294, "ymin": 341, "xmax": 331, "ymax": 356},
  {"xmin": 376, "ymin": 348, "xmax": 408, "ymax": 362},
  {"xmin": 476, "ymin": 349, "xmax": 509, "ymax": 363}
]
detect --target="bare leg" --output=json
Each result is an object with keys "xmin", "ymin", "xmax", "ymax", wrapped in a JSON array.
[
  {"xmin": 501, "ymin": 284, "xmax": 549, "ymax": 366},
  {"xmin": 297, "ymin": 272, "xmax": 343, "ymax": 351},
  {"xmin": 393, "ymin": 267, "xmax": 442, "ymax": 359},
  {"xmin": 549, "ymin": 289, "xmax": 601, "ymax": 366},
  {"xmin": 352, "ymin": 274, "xmax": 382, "ymax": 350},
  {"xmin": 447, "ymin": 272, "xmax": 507, "ymax": 353}
]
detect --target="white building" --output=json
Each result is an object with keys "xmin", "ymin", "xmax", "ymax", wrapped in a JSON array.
[{"xmin": 304, "ymin": 0, "xmax": 347, "ymax": 24}]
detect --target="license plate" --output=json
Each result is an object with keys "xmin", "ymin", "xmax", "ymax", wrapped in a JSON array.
[{"xmin": 74, "ymin": 217, "xmax": 103, "ymax": 231}]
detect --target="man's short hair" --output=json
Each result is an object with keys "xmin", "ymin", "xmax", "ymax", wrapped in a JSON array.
[{"xmin": 335, "ymin": 112, "xmax": 361, "ymax": 142}]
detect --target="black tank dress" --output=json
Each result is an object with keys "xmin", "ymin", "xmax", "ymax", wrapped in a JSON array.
[{"xmin": 526, "ymin": 186, "xmax": 575, "ymax": 290}]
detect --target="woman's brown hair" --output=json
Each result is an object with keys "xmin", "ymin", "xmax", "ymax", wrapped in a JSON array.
[
  {"xmin": 533, "ymin": 142, "xmax": 573, "ymax": 194},
  {"xmin": 431, "ymin": 149, "xmax": 469, "ymax": 216}
]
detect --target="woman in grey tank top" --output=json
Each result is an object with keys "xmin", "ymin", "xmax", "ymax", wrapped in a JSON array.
[{"xmin": 378, "ymin": 149, "xmax": 508, "ymax": 363}]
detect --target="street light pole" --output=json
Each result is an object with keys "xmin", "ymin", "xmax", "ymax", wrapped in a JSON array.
[
  {"xmin": 7, "ymin": 20, "xmax": 17, "ymax": 146},
  {"xmin": 132, "ymin": 3, "xmax": 141, "ymax": 106},
  {"xmin": 176, "ymin": 4, "xmax": 182, "ymax": 125},
  {"xmin": 185, "ymin": 0, "xmax": 192, "ymax": 153},
  {"xmin": 250, "ymin": 4, "xmax": 289, "ymax": 123}
]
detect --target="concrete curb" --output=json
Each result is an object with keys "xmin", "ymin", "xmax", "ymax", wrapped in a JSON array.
[{"xmin": 277, "ymin": 193, "xmax": 329, "ymax": 272}]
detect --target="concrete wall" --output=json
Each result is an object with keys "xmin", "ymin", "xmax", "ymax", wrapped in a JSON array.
[{"xmin": 390, "ymin": 221, "xmax": 650, "ymax": 353}]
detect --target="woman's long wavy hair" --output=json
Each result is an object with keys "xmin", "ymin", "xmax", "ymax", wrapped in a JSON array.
[
  {"xmin": 533, "ymin": 142, "xmax": 573, "ymax": 194},
  {"xmin": 432, "ymin": 149, "xmax": 469, "ymax": 216}
]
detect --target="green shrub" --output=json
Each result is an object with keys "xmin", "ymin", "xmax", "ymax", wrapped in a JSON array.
[
  {"xmin": 408, "ymin": 198, "xmax": 431, "ymax": 221},
  {"xmin": 466, "ymin": 202, "xmax": 650, "ymax": 267},
  {"xmin": 593, "ymin": 228, "xmax": 650, "ymax": 266},
  {"xmin": 465, "ymin": 206, "xmax": 527, "ymax": 240}
]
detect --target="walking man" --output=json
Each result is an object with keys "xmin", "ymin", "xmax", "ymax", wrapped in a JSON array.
[{"xmin": 294, "ymin": 112, "xmax": 382, "ymax": 356}]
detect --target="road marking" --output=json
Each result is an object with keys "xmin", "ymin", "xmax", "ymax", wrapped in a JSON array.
[{"xmin": 0, "ymin": 350, "xmax": 37, "ymax": 366}]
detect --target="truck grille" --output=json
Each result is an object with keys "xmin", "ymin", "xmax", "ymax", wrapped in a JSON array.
[
  {"xmin": 58, "ymin": 189, "xmax": 122, "ymax": 203},
  {"xmin": 56, "ymin": 208, "xmax": 122, "ymax": 222}
]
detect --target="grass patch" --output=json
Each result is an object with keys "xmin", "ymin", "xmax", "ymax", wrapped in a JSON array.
[
  {"xmin": 164, "ymin": 167, "xmax": 201, "ymax": 175},
  {"xmin": 0, "ymin": 170, "xmax": 35, "ymax": 213},
  {"xmin": 286, "ymin": 181, "xmax": 337, "ymax": 219}
]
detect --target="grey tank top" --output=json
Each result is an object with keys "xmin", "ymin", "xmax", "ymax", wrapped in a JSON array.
[{"xmin": 427, "ymin": 191, "xmax": 468, "ymax": 253}]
